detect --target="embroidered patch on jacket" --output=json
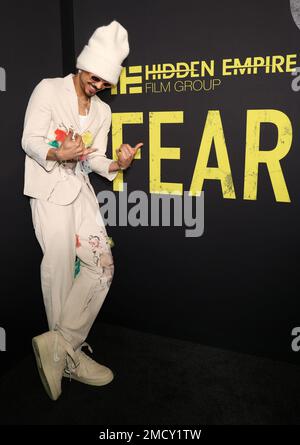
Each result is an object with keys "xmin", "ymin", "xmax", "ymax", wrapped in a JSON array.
[{"xmin": 46, "ymin": 125, "xmax": 94, "ymax": 174}]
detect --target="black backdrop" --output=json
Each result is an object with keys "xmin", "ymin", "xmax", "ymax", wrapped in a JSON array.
[
  {"xmin": 0, "ymin": 1, "xmax": 63, "ymax": 374},
  {"xmin": 1, "ymin": 0, "xmax": 300, "ymax": 376}
]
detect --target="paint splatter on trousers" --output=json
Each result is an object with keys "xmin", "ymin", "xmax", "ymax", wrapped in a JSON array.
[{"xmin": 29, "ymin": 172, "xmax": 114, "ymax": 350}]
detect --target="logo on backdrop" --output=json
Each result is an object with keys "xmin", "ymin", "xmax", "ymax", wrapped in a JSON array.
[
  {"xmin": 0, "ymin": 67, "xmax": 6, "ymax": 92},
  {"xmin": 108, "ymin": 1, "xmax": 300, "ymax": 96},
  {"xmin": 111, "ymin": 54, "xmax": 297, "ymax": 95},
  {"xmin": 0, "ymin": 327, "xmax": 6, "ymax": 351}
]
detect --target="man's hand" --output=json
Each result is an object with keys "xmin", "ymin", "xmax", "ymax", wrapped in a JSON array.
[
  {"xmin": 56, "ymin": 129, "xmax": 96, "ymax": 162},
  {"xmin": 116, "ymin": 142, "xmax": 143, "ymax": 170}
]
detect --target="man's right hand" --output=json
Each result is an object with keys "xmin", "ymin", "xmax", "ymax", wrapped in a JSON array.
[{"xmin": 56, "ymin": 129, "xmax": 96, "ymax": 161}]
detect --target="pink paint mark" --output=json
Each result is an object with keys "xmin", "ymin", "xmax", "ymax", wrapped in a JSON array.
[{"xmin": 75, "ymin": 234, "xmax": 81, "ymax": 248}]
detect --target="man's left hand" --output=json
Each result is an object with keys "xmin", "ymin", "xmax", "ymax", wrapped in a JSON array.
[{"xmin": 116, "ymin": 142, "xmax": 143, "ymax": 170}]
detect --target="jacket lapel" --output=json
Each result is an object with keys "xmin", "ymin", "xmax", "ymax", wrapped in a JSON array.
[
  {"xmin": 63, "ymin": 73, "xmax": 101, "ymax": 134},
  {"xmin": 63, "ymin": 73, "xmax": 80, "ymax": 132}
]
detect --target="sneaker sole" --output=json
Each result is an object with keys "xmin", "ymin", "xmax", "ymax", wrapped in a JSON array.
[
  {"xmin": 32, "ymin": 336, "xmax": 60, "ymax": 401},
  {"xmin": 62, "ymin": 370, "xmax": 114, "ymax": 386}
]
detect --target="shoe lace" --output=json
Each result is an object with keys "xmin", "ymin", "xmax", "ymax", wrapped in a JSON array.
[
  {"xmin": 53, "ymin": 330, "xmax": 79, "ymax": 381},
  {"xmin": 64, "ymin": 342, "xmax": 94, "ymax": 381}
]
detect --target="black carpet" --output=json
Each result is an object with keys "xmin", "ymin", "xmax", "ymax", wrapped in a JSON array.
[{"xmin": 0, "ymin": 322, "xmax": 299, "ymax": 425}]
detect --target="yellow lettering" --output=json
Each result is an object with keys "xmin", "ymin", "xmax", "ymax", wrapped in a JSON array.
[
  {"xmin": 111, "ymin": 112, "xmax": 143, "ymax": 192},
  {"xmin": 244, "ymin": 110, "xmax": 292, "ymax": 202},
  {"xmin": 149, "ymin": 111, "xmax": 183, "ymax": 195},
  {"xmin": 190, "ymin": 110, "xmax": 235, "ymax": 198}
]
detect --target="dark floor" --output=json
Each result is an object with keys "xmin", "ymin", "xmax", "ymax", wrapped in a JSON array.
[{"xmin": 0, "ymin": 322, "xmax": 299, "ymax": 425}]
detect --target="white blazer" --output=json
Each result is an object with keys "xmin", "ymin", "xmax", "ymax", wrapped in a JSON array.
[{"xmin": 21, "ymin": 73, "xmax": 118, "ymax": 205}]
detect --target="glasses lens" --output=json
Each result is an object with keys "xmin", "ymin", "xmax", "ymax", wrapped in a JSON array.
[{"xmin": 91, "ymin": 75, "xmax": 112, "ymax": 88}]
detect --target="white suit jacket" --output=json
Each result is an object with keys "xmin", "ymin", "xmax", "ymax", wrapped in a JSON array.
[{"xmin": 21, "ymin": 73, "xmax": 118, "ymax": 205}]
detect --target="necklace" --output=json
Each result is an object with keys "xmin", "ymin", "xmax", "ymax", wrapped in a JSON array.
[
  {"xmin": 73, "ymin": 74, "xmax": 91, "ymax": 116},
  {"xmin": 77, "ymin": 95, "xmax": 91, "ymax": 116}
]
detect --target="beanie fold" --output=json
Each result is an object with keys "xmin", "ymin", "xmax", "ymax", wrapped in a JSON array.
[{"xmin": 76, "ymin": 46, "xmax": 122, "ymax": 86}]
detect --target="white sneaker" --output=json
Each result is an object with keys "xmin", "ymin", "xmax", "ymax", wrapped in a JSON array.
[
  {"xmin": 63, "ymin": 343, "xmax": 114, "ymax": 386},
  {"xmin": 32, "ymin": 330, "xmax": 77, "ymax": 401}
]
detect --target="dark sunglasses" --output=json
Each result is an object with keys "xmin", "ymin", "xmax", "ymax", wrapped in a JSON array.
[{"xmin": 90, "ymin": 75, "xmax": 113, "ymax": 88}]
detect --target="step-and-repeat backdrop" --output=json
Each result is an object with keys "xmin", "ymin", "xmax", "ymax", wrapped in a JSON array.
[
  {"xmin": 1, "ymin": 1, "xmax": 300, "ymax": 370},
  {"xmin": 74, "ymin": 0, "xmax": 300, "ymax": 362}
]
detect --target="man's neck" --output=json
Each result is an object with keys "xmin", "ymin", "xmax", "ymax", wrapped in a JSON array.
[{"xmin": 72, "ymin": 73, "xmax": 88, "ymax": 100}]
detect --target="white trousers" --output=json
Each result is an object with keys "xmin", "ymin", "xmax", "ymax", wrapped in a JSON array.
[{"xmin": 29, "ymin": 169, "xmax": 114, "ymax": 350}]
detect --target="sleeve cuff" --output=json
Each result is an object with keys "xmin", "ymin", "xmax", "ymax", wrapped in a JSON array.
[
  {"xmin": 88, "ymin": 155, "xmax": 119, "ymax": 181},
  {"xmin": 105, "ymin": 159, "xmax": 119, "ymax": 181},
  {"xmin": 27, "ymin": 141, "xmax": 57, "ymax": 172}
]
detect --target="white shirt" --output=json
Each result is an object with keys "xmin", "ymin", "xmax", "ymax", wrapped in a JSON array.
[
  {"xmin": 77, "ymin": 113, "xmax": 92, "ymax": 174},
  {"xmin": 79, "ymin": 113, "xmax": 89, "ymax": 132}
]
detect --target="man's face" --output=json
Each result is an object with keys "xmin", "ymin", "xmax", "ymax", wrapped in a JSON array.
[{"xmin": 79, "ymin": 70, "xmax": 113, "ymax": 96}]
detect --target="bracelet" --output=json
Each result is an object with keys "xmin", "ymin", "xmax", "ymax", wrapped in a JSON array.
[
  {"xmin": 54, "ymin": 150, "xmax": 62, "ymax": 163},
  {"xmin": 54, "ymin": 150, "xmax": 67, "ymax": 165}
]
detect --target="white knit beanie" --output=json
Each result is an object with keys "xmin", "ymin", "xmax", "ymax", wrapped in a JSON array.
[{"xmin": 76, "ymin": 20, "xmax": 130, "ymax": 86}]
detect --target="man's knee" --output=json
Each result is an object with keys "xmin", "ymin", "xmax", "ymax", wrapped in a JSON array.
[{"xmin": 97, "ymin": 252, "xmax": 114, "ymax": 288}]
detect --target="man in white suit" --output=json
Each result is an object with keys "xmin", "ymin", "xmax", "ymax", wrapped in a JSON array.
[{"xmin": 21, "ymin": 20, "xmax": 143, "ymax": 401}]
